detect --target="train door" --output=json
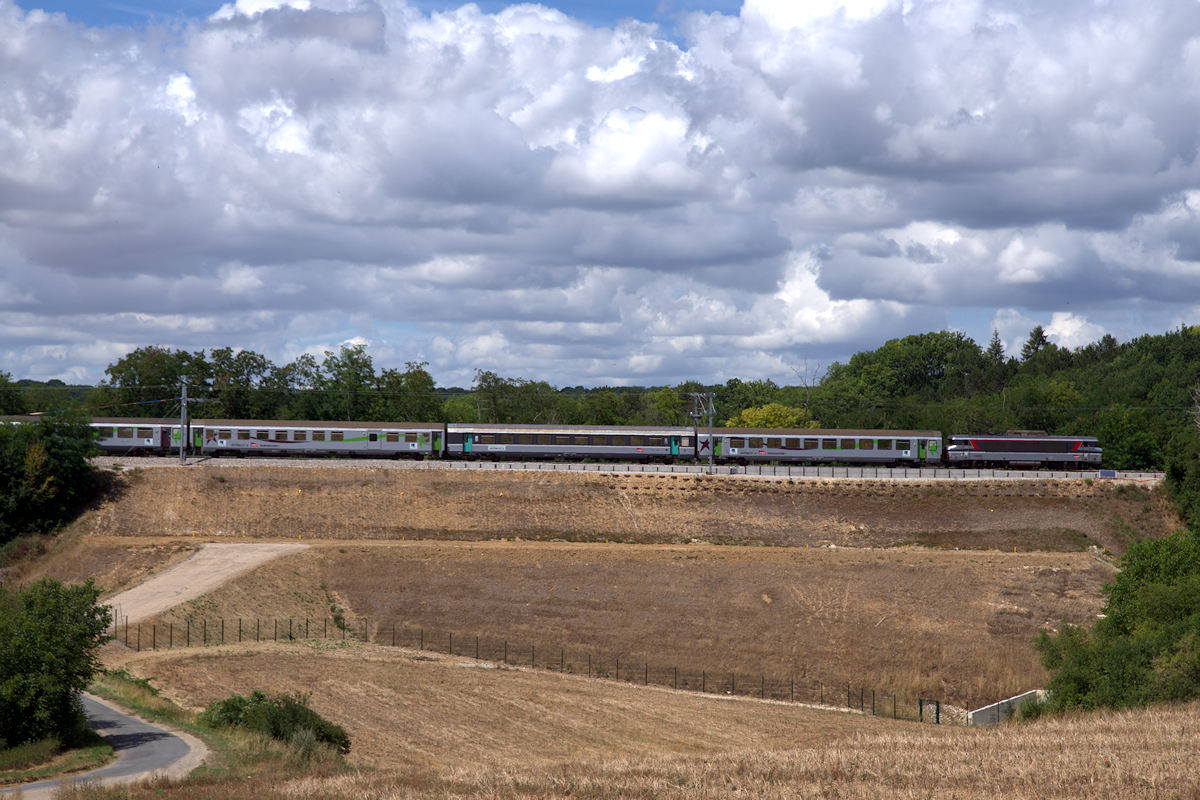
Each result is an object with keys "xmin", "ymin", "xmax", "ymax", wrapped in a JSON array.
[
  {"xmin": 161, "ymin": 427, "xmax": 173, "ymax": 451},
  {"xmin": 669, "ymin": 436, "xmax": 680, "ymax": 457},
  {"xmin": 463, "ymin": 434, "xmax": 473, "ymax": 454},
  {"xmin": 367, "ymin": 431, "xmax": 383, "ymax": 451},
  {"xmin": 918, "ymin": 440, "xmax": 927, "ymax": 460}
]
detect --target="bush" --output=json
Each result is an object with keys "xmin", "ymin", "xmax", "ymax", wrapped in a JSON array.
[
  {"xmin": 200, "ymin": 690, "xmax": 350, "ymax": 755},
  {"xmin": 1035, "ymin": 530, "xmax": 1200, "ymax": 711},
  {"xmin": 0, "ymin": 578, "xmax": 112, "ymax": 747},
  {"xmin": 0, "ymin": 414, "xmax": 98, "ymax": 546}
]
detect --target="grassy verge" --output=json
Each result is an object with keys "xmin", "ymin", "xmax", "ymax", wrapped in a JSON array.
[
  {"xmin": 0, "ymin": 732, "xmax": 113, "ymax": 786},
  {"xmin": 65, "ymin": 668, "xmax": 352, "ymax": 799}
]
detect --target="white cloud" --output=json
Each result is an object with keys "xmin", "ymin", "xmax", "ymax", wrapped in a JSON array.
[{"xmin": 3, "ymin": 0, "xmax": 1200, "ymax": 386}]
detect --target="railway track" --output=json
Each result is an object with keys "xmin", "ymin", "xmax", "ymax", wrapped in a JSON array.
[{"xmin": 92, "ymin": 456, "xmax": 1164, "ymax": 482}]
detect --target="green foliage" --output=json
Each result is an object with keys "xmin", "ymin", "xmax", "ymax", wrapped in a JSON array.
[
  {"xmin": 725, "ymin": 402, "xmax": 815, "ymax": 428},
  {"xmin": 0, "ymin": 735, "xmax": 60, "ymax": 770},
  {"xmin": 200, "ymin": 690, "xmax": 350, "ymax": 755},
  {"xmin": 0, "ymin": 415, "xmax": 98, "ymax": 545},
  {"xmin": 1034, "ymin": 531, "xmax": 1200, "ymax": 711},
  {"xmin": 0, "ymin": 371, "xmax": 27, "ymax": 415},
  {"xmin": 0, "ymin": 578, "xmax": 112, "ymax": 748}
]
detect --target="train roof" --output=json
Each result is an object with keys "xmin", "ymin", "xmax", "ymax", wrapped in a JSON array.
[
  {"xmin": 447, "ymin": 423, "xmax": 694, "ymax": 435},
  {"xmin": 191, "ymin": 419, "xmax": 442, "ymax": 429},
  {"xmin": 948, "ymin": 433, "xmax": 1099, "ymax": 442},
  {"xmin": 709, "ymin": 427, "xmax": 943, "ymax": 437}
]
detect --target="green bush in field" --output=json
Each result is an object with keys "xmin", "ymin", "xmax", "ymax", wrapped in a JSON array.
[
  {"xmin": 0, "ymin": 578, "xmax": 112, "ymax": 747},
  {"xmin": 200, "ymin": 690, "xmax": 350, "ymax": 755},
  {"xmin": 1035, "ymin": 530, "xmax": 1200, "ymax": 710}
]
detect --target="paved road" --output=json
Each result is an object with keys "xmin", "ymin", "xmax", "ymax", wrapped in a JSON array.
[{"xmin": 1, "ymin": 694, "xmax": 206, "ymax": 799}]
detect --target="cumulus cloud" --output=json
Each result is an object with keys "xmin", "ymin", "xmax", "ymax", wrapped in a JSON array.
[{"xmin": 2, "ymin": 0, "xmax": 1200, "ymax": 385}]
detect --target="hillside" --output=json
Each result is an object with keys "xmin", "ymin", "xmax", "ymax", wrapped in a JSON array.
[{"xmin": 76, "ymin": 466, "xmax": 1179, "ymax": 553}]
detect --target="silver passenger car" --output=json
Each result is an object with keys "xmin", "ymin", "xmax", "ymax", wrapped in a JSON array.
[
  {"xmin": 446, "ymin": 423, "xmax": 695, "ymax": 460},
  {"xmin": 196, "ymin": 419, "xmax": 442, "ymax": 458}
]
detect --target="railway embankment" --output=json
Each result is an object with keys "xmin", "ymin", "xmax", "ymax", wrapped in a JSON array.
[{"xmin": 77, "ymin": 466, "xmax": 1180, "ymax": 553}]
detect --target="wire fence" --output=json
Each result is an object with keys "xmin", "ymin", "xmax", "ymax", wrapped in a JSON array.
[{"xmin": 112, "ymin": 615, "xmax": 947, "ymax": 724}]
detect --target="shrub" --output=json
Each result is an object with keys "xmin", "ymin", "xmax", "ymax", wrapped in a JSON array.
[
  {"xmin": 200, "ymin": 690, "xmax": 350, "ymax": 755},
  {"xmin": 1035, "ymin": 530, "xmax": 1200, "ymax": 711},
  {"xmin": 0, "ymin": 578, "xmax": 112, "ymax": 747}
]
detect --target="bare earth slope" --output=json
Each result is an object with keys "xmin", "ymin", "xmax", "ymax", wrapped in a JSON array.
[{"xmin": 79, "ymin": 467, "xmax": 1179, "ymax": 554}]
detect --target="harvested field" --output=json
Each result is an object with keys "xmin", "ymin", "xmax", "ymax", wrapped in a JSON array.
[
  {"xmin": 109, "ymin": 640, "xmax": 889, "ymax": 771},
  {"xmin": 78, "ymin": 466, "xmax": 1179, "ymax": 554},
  {"xmin": 131, "ymin": 539, "xmax": 1114, "ymax": 706},
  {"xmin": 104, "ymin": 642, "xmax": 1200, "ymax": 800}
]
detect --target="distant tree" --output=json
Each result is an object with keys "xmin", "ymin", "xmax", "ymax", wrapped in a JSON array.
[
  {"xmin": 985, "ymin": 329, "xmax": 1005, "ymax": 364},
  {"xmin": 725, "ymin": 402, "xmax": 815, "ymax": 429},
  {"xmin": 320, "ymin": 345, "xmax": 376, "ymax": 421},
  {"xmin": 97, "ymin": 346, "xmax": 209, "ymax": 417},
  {"xmin": 649, "ymin": 385, "xmax": 685, "ymax": 424},
  {"xmin": 208, "ymin": 347, "xmax": 274, "ymax": 419},
  {"xmin": 374, "ymin": 361, "xmax": 442, "ymax": 422},
  {"xmin": 0, "ymin": 415, "xmax": 98, "ymax": 545},
  {"xmin": 0, "ymin": 371, "xmax": 27, "ymax": 415},
  {"xmin": 0, "ymin": 578, "xmax": 112, "ymax": 748},
  {"xmin": 1020, "ymin": 326, "xmax": 1049, "ymax": 362}
]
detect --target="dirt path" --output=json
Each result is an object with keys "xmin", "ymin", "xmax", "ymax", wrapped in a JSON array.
[{"xmin": 106, "ymin": 542, "xmax": 307, "ymax": 624}]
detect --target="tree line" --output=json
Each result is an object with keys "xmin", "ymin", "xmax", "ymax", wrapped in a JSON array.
[{"xmin": 6, "ymin": 325, "xmax": 1199, "ymax": 470}]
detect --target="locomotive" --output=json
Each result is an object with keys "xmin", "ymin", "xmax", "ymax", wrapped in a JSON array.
[{"xmin": 57, "ymin": 417, "xmax": 1103, "ymax": 469}]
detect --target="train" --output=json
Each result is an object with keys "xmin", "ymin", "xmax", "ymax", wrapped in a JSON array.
[{"xmin": 4, "ymin": 416, "xmax": 1103, "ymax": 469}]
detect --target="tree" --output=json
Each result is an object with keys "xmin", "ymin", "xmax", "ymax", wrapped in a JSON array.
[
  {"xmin": 0, "ymin": 371, "xmax": 27, "ymax": 415},
  {"xmin": 97, "ymin": 346, "xmax": 209, "ymax": 417},
  {"xmin": 985, "ymin": 329, "xmax": 1005, "ymax": 364},
  {"xmin": 320, "ymin": 344, "xmax": 376, "ymax": 421},
  {"xmin": 0, "ymin": 415, "xmax": 98, "ymax": 545},
  {"xmin": 0, "ymin": 578, "xmax": 112, "ymax": 747},
  {"xmin": 1020, "ymin": 326, "xmax": 1049, "ymax": 362},
  {"xmin": 208, "ymin": 347, "xmax": 274, "ymax": 419},
  {"xmin": 374, "ymin": 361, "xmax": 442, "ymax": 422},
  {"xmin": 725, "ymin": 402, "xmax": 815, "ymax": 428},
  {"xmin": 1034, "ymin": 531, "xmax": 1200, "ymax": 711}
]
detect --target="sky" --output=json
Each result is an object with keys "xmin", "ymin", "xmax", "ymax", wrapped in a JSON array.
[{"xmin": 2, "ymin": 0, "xmax": 1200, "ymax": 388}]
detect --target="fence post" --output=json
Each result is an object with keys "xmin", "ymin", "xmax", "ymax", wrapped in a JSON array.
[
  {"xmin": 152, "ymin": 624, "xmax": 156, "ymax": 651},
  {"xmin": 893, "ymin": 695, "xmax": 896, "ymax": 719},
  {"xmin": 274, "ymin": 619, "xmax": 277, "ymax": 641},
  {"xmin": 731, "ymin": 673, "xmax": 735, "ymax": 695},
  {"xmin": 531, "ymin": 644, "xmax": 535, "ymax": 667},
  {"xmin": 393, "ymin": 624, "xmax": 396, "ymax": 648},
  {"xmin": 503, "ymin": 640, "xmax": 507, "ymax": 664},
  {"xmin": 203, "ymin": 619, "xmax": 207, "ymax": 645},
  {"xmin": 362, "ymin": 618, "xmax": 367, "ymax": 642},
  {"xmin": 306, "ymin": 618, "xmax": 309, "ymax": 639},
  {"xmin": 239, "ymin": 619, "xmax": 242, "ymax": 643},
  {"xmin": 761, "ymin": 675, "xmax": 765, "ymax": 699},
  {"xmin": 790, "ymin": 678, "xmax": 794, "ymax": 703},
  {"xmin": 476, "ymin": 636, "xmax": 479, "ymax": 660},
  {"xmin": 449, "ymin": 633, "xmax": 453, "ymax": 655},
  {"xmin": 169, "ymin": 622, "xmax": 173, "ymax": 649},
  {"xmin": 587, "ymin": 653, "xmax": 590, "ymax": 677},
  {"xmin": 421, "ymin": 629, "xmax": 424, "ymax": 650},
  {"xmin": 674, "ymin": 667, "xmax": 678, "ymax": 690},
  {"xmin": 616, "ymin": 658, "xmax": 619, "ymax": 681},
  {"xmin": 872, "ymin": 690, "xmax": 875, "ymax": 716},
  {"xmin": 860, "ymin": 687, "xmax": 864, "ymax": 711},
  {"xmin": 561, "ymin": 649, "xmax": 564, "ymax": 672},
  {"xmin": 645, "ymin": 664, "xmax": 649, "ymax": 685},
  {"xmin": 221, "ymin": 619, "xmax": 225, "ymax": 644},
  {"xmin": 186, "ymin": 619, "xmax": 190, "ymax": 647},
  {"xmin": 702, "ymin": 671, "xmax": 705, "ymax": 693},
  {"xmin": 257, "ymin": 618, "xmax": 260, "ymax": 642},
  {"xmin": 324, "ymin": 618, "xmax": 327, "ymax": 639}
]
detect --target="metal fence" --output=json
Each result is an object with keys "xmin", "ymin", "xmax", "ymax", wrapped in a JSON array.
[{"xmin": 112, "ymin": 615, "xmax": 951, "ymax": 724}]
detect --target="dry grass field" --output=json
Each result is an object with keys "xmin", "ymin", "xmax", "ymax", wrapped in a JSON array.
[
  {"xmin": 123, "ymin": 539, "xmax": 1115, "ymax": 706},
  {"xmin": 16, "ymin": 466, "xmax": 1194, "ymax": 799},
  {"xmin": 97, "ymin": 640, "xmax": 1200, "ymax": 800}
]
